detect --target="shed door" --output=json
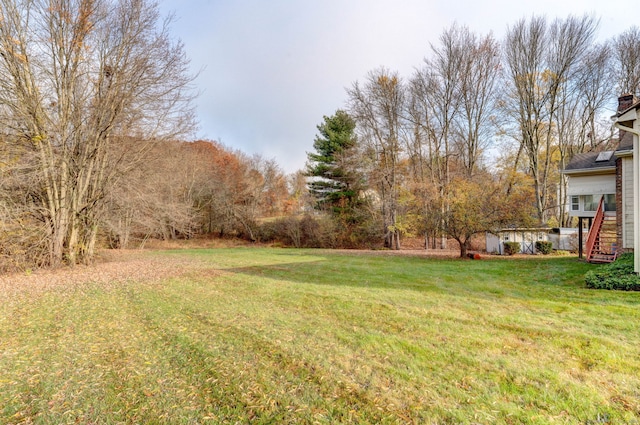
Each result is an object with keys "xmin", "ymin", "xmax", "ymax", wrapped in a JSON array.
[{"xmin": 521, "ymin": 232, "xmax": 535, "ymax": 254}]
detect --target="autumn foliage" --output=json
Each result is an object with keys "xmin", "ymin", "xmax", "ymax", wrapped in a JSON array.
[{"xmin": 101, "ymin": 139, "xmax": 293, "ymax": 251}]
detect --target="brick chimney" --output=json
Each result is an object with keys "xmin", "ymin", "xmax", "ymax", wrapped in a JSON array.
[
  {"xmin": 618, "ymin": 93, "xmax": 638, "ymax": 113},
  {"xmin": 617, "ymin": 94, "xmax": 639, "ymax": 146}
]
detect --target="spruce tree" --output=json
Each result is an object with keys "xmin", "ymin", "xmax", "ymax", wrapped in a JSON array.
[{"xmin": 306, "ymin": 110, "xmax": 360, "ymax": 213}]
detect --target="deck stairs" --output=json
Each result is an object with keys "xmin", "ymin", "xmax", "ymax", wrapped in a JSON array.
[{"xmin": 585, "ymin": 196, "xmax": 618, "ymax": 264}]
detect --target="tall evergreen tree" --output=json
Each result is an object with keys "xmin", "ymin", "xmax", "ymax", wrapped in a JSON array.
[{"xmin": 306, "ymin": 110, "xmax": 360, "ymax": 213}]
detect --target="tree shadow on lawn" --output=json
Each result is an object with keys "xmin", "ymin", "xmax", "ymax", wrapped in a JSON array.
[
  {"xmin": 222, "ymin": 254, "xmax": 597, "ymax": 300},
  {"xmin": 221, "ymin": 256, "xmax": 640, "ymax": 341}
]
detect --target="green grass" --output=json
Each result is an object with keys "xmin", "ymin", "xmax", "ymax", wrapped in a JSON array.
[{"xmin": 1, "ymin": 248, "xmax": 639, "ymax": 424}]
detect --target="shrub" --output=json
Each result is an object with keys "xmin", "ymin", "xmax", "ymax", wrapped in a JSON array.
[
  {"xmin": 585, "ymin": 253, "xmax": 640, "ymax": 291},
  {"xmin": 341, "ymin": 215, "xmax": 383, "ymax": 249},
  {"xmin": 255, "ymin": 220, "xmax": 278, "ymax": 243},
  {"xmin": 0, "ymin": 220, "xmax": 50, "ymax": 272},
  {"xmin": 257, "ymin": 216, "xmax": 304, "ymax": 247},
  {"xmin": 256, "ymin": 215, "xmax": 337, "ymax": 248},
  {"xmin": 535, "ymin": 241, "xmax": 553, "ymax": 255},
  {"xmin": 503, "ymin": 242, "xmax": 521, "ymax": 255},
  {"xmin": 300, "ymin": 214, "xmax": 338, "ymax": 248},
  {"xmin": 256, "ymin": 212, "xmax": 384, "ymax": 249}
]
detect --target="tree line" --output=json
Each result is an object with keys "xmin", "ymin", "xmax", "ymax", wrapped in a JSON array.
[
  {"xmin": 1, "ymin": 6, "xmax": 640, "ymax": 271},
  {"xmin": 307, "ymin": 16, "xmax": 640, "ymax": 256},
  {"xmin": 0, "ymin": 0, "xmax": 302, "ymax": 271}
]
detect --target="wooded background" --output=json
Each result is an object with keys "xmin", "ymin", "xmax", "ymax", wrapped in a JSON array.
[{"xmin": 0, "ymin": 3, "xmax": 638, "ymax": 270}]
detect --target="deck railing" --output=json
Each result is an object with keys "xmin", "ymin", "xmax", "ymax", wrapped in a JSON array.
[{"xmin": 584, "ymin": 195, "xmax": 605, "ymax": 261}]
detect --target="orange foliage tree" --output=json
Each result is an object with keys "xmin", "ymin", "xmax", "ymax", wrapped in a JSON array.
[{"xmin": 186, "ymin": 140, "xmax": 289, "ymax": 240}]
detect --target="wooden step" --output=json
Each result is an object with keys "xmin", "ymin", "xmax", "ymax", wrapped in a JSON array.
[{"xmin": 589, "ymin": 254, "xmax": 617, "ymax": 263}]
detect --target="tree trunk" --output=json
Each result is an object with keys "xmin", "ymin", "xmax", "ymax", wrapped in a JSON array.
[
  {"xmin": 458, "ymin": 238, "xmax": 468, "ymax": 258},
  {"xmin": 458, "ymin": 238, "xmax": 470, "ymax": 258}
]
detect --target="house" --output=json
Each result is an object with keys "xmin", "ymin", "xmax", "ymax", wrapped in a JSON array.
[{"xmin": 564, "ymin": 94, "xmax": 640, "ymax": 264}]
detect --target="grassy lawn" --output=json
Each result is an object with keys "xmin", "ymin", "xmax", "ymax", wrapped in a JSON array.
[{"xmin": 1, "ymin": 248, "xmax": 639, "ymax": 424}]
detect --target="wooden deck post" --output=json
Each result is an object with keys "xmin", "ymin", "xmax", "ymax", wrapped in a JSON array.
[{"xmin": 578, "ymin": 217, "xmax": 583, "ymax": 259}]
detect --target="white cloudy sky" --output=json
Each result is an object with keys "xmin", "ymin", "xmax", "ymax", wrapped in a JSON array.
[{"xmin": 157, "ymin": 0, "xmax": 637, "ymax": 173}]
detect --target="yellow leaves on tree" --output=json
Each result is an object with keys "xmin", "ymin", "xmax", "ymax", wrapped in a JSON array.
[{"xmin": 443, "ymin": 176, "xmax": 535, "ymax": 257}]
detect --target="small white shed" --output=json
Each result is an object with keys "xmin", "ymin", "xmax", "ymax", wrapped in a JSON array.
[{"xmin": 486, "ymin": 228, "xmax": 550, "ymax": 255}]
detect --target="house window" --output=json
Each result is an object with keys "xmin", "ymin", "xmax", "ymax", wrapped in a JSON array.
[
  {"xmin": 584, "ymin": 195, "xmax": 597, "ymax": 212},
  {"xmin": 571, "ymin": 196, "xmax": 579, "ymax": 211},
  {"xmin": 604, "ymin": 194, "xmax": 616, "ymax": 211}
]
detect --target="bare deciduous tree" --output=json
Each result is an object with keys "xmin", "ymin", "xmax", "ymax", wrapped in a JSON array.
[
  {"xmin": 555, "ymin": 43, "xmax": 614, "ymax": 225},
  {"xmin": 455, "ymin": 30, "xmax": 501, "ymax": 177},
  {"xmin": 612, "ymin": 26, "xmax": 640, "ymax": 96},
  {"xmin": 504, "ymin": 15, "xmax": 598, "ymax": 223},
  {"xmin": 405, "ymin": 24, "xmax": 500, "ymax": 248},
  {"xmin": 0, "ymin": 0, "xmax": 195, "ymax": 266},
  {"xmin": 407, "ymin": 30, "xmax": 462, "ymax": 249},
  {"xmin": 348, "ymin": 67, "xmax": 405, "ymax": 249}
]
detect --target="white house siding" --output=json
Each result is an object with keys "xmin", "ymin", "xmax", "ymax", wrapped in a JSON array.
[
  {"xmin": 566, "ymin": 174, "xmax": 615, "ymax": 196},
  {"xmin": 623, "ymin": 157, "xmax": 634, "ymax": 249}
]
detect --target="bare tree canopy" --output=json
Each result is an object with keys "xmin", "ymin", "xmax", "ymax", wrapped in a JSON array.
[
  {"xmin": 503, "ymin": 15, "xmax": 598, "ymax": 223},
  {"xmin": 348, "ymin": 67, "xmax": 405, "ymax": 249},
  {"xmin": 4, "ymin": 8, "xmax": 640, "ymax": 267},
  {"xmin": 0, "ymin": 0, "xmax": 196, "ymax": 266},
  {"xmin": 612, "ymin": 26, "xmax": 640, "ymax": 96}
]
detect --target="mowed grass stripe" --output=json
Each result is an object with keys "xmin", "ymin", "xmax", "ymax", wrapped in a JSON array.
[{"xmin": 1, "ymin": 248, "xmax": 639, "ymax": 424}]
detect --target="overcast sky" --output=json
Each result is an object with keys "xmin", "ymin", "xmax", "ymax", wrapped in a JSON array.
[{"xmin": 157, "ymin": 0, "xmax": 638, "ymax": 174}]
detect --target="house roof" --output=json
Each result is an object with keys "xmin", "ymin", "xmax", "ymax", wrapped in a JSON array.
[
  {"xmin": 618, "ymin": 129, "xmax": 634, "ymax": 151},
  {"xmin": 564, "ymin": 130, "xmax": 636, "ymax": 174},
  {"xmin": 564, "ymin": 96, "xmax": 639, "ymax": 175},
  {"xmin": 564, "ymin": 151, "xmax": 616, "ymax": 175}
]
